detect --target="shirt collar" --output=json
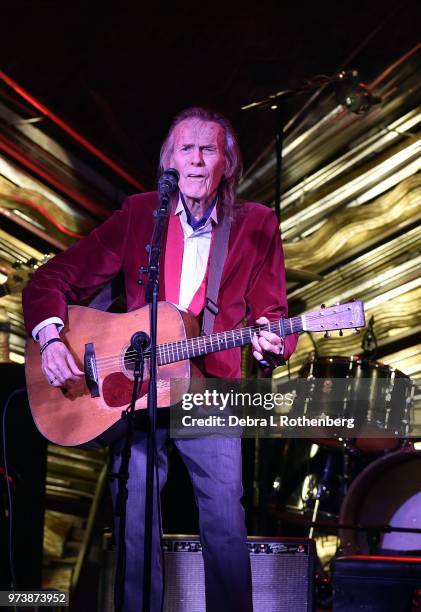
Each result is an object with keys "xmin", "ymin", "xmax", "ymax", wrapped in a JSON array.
[{"xmin": 175, "ymin": 193, "xmax": 218, "ymax": 229}]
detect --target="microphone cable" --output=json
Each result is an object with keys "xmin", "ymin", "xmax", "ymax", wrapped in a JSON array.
[{"xmin": 2, "ymin": 387, "xmax": 26, "ymax": 611}]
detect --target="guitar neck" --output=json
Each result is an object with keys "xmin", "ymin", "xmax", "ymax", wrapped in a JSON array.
[{"xmin": 156, "ymin": 316, "xmax": 302, "ymax": 365}]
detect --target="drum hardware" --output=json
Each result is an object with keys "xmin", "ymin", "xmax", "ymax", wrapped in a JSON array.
[
  {"xmin": 279, "ymin": 444, "xmax": 362, "ymax": 537},
  {"xmin": 273, "ymin": 444, "xmax": 421, "ymax": 598},
  {"xmin": 313, "ymin": 522, "xmax": 421, "ymax": 556},
  {"xmin": 290, "ymin": 354, "xmax": 416, "ymax": 552},
  {"xmin": 361, "ymin": 315, "xmax": 378, "ymax": 359},
  {"xmin": 309, "ymin": 453, "xmax": 333, "ymax": 538},
  {"xmin": 273, "ymin": 441, "xmax": 361, "ymax": 532},
  {"xmin": 339, "ymin": 449, "xmax": 421, "ymax": 555},
  {"xmin": 292, "ymin": 521, "xmax": 421, "ymax": 559},
  {"xmin": 298, "ymin": 355, "xmax": 414, "ymax": 454},
  {"xmin": 307, "ymin": 523, "xmax": 421, "ymax": 535},
  {"xmin": 336, "ymin": 524, "xmax": 421, "ymax": 534}
]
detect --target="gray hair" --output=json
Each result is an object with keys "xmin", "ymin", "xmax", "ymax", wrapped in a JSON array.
[{"xmin": 159, "ymin": 107, "xmax": 243, "ymax": 217}]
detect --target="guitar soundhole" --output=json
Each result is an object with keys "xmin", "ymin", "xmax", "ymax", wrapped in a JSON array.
[{"xmin": 122, "ymin": 345, "xmax": 150, "ymax": 380}]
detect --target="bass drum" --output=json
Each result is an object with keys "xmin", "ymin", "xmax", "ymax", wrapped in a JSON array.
[
  {"xmin": 298, "ymin": 356, "xmax": 413, "ymax": 453},
  {"xmin": 339, "ymin": 449, "xmax": 421, "ymax": 555}
]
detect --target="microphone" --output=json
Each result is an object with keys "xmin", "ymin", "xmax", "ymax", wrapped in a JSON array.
[
  {"xmin": 131, "ymin": 331, "xmax": 151, "ymax": 354},
  {"xmin": 158, "ymin": 168, "xmax": 179, "ymax": 200}
]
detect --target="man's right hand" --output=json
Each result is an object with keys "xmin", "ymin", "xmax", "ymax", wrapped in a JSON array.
[{"xmin": 38, "ymin": 324, "xmax": 84, "ymax": 387}]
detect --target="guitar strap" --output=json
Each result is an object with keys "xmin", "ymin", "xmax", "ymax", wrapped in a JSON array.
[
  {"xmin": 88, "ymin": 271, "xmax": 126, "ymax": 313},
  {"xmin": 201, "ymin": 206, "xmax": 231, "ymax": 336}
]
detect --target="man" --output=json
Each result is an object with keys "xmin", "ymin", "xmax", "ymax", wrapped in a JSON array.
[{"xmin": 23, "ymin": 107, "xmax": 297, "ymax": 611}]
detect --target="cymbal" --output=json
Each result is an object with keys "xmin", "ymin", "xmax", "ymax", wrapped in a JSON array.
[{"xmin": 286, "ymin": 267, "xmax": 323, "ymax": 282}]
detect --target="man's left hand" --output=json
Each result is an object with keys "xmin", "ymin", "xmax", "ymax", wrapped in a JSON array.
[{"xmin": 252, "ymin": 316, "xmax": 284, "ymax": 364}]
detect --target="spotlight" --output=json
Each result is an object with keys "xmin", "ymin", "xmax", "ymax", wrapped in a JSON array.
[{"xmin": 334, "ymin": 70, "xmax": 382, "ymax": 114}]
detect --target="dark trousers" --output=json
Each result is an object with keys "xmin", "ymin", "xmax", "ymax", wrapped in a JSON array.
[{"xmin": 110, "ymin": 430, "xmax": 253, "ymax": 612}]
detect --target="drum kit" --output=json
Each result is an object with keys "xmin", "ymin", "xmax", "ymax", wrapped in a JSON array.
[{"xmin": 272, "ymin": 351, "xmax": 420, "ymax": 557}]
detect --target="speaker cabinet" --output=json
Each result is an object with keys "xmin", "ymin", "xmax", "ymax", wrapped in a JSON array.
[
  {"xmin": 99, "ymin": 535, "xmax": 315, "ymax": 611},
  {"xmin": 164, "ymin": 536, "xmax": 314, "ymax": 612},
  {"xmin": 332, "ymin": 555, "xmax": 421, "ymax": 612}
]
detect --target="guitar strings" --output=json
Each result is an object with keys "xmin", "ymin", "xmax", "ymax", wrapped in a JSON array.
[
  {"xmin": 94, "ymin": 322, "xmax": 277, "ymax": 368},
  {"xmin": 93, "ymin": 311, "xmax": 355, "ymax": 369},
  {"xmin": 96, "ymin": 322, "xmax": 276, "ymax": 367}
]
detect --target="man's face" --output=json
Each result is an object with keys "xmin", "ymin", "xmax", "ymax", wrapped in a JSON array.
[{"xmin": 170, "ymin": 119, "xmax": 225, "ymax": 203}]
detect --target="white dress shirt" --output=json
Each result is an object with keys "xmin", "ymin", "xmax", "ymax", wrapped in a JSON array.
[{"xmin": 174, "ymin": 196, "xmax": 217, "ymax": 310}]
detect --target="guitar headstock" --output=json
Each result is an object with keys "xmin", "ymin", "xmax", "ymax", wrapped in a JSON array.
[{"xmin": 303, "ymin": 300, "xmax": 366, "ymax": 334}]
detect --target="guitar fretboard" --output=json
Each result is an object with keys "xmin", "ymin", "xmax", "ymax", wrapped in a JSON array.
[{"xmin": 155, "ymin": 316, "xmax": 303, "ymax": 365}]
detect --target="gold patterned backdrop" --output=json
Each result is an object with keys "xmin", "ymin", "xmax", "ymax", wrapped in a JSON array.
[{"xmin": 238, "ymin": 51, "xmax": 420, "ymax": 412}]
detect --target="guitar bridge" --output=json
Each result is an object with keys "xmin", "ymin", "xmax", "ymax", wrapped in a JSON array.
[{"xmin": 84, "ymin": 342, "xmax": 99, "ymax": 397}]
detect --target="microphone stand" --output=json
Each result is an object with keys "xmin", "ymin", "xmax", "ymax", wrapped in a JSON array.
[
  {"xmin": 113, "ymin": 333, "xmax": 146, "ymax": 612},
  {"xmin": 241, "ymin": 71, "xmax": 374, "ymax": 222},
  {"xmin": 242, "ymin": 87, "xmax": 298, "ymax": 222},
  {"xmin": 112, "ymin": 169, "xmax": 178, "ymax": 612},
  {"xmin": 141, "ymin": 174, "xmax": 176, "ymax": 612}
]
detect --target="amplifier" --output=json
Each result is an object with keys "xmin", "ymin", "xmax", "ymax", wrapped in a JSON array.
[
  {"xmin": 332, "ymin": 555, "xmax": 421, "ymax": 612},
  {"xmin": 99, "ymin": 535, "xmax": 315, "ymax": 612}
]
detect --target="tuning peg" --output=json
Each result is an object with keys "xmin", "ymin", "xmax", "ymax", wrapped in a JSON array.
[
  {"xmin": 324, "ymin": 331, "xmax": 331, "ymax": 338},
  {"xmin": 339, "ymin": 330, "xmax": 343, "ymax": 337},
  {"xmin": 354, "ymin": 328, "xmax": 361, "ymax": 334}
]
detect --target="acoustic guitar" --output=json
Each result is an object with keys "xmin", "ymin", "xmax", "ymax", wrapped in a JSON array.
[{"xmin": 25, "ymin": 300, "xmax": 365, "ymax": 447}]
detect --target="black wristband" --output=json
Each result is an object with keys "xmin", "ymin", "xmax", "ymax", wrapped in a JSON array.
[{"xmin": 40, "ymin": 337, "xmax": 63, "ymax": 355}]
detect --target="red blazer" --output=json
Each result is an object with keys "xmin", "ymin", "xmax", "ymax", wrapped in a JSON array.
[{"xmin": 22, "ymin": 192, "xmax": 297, "ymax": 377}]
